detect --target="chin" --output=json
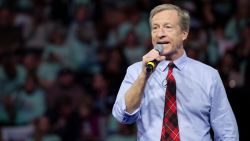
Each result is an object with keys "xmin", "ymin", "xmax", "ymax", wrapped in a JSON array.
[{"xmin": 163, "ymin": 49, "xmax": 178, "ymax": 56}]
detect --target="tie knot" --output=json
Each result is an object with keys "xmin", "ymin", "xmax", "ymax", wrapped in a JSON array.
[{"xmin": 168, "ymin": 62, "xmax": 175, "ymax": 70}]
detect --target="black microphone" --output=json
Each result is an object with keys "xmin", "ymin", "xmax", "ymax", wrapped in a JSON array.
[{"xmin": 146, "ymin": 44, "xmax": 163, "ymax": 73}]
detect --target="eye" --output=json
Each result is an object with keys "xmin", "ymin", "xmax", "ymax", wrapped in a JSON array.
[
  {"xmin": 165, "ymin": 25, "xmax": 172, "ymax": 28},
  {"xmin": 152, "ymin": 26, "xmax": 158, "ymax": 30}
]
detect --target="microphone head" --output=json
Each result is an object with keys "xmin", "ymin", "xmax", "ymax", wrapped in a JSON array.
[{"xmin": 154, "ymin": 44, "xmax": 163, "ymax": 55}]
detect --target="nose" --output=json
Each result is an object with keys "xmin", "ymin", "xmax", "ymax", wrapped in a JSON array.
[{"xmin": 156, "ymin": 28, "xmax": 166, "ymax": 38}]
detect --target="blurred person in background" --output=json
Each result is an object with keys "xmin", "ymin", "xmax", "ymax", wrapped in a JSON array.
[
  {"xmin": 106, "ymin": 124, "xmax": 136, "ymax": 141},
  {"xmin": 90, "ymin": 72, "xmax": 113, "ymax": 116},
  {"xmin": 42, "ymin": 24, "xmax": 73, "ymax": 69},
  {"xmin": 122, "ymin": 30, "xmax": 147, "ymax": 65},
  {"xmin": 68, "ymin": 26, "xmax": 99, "ymax": 72},
  {"xmin": 26, "ymin": 116, "xmax": 61, "ymax": 141},
  {"xmin": 118, "ymin": 6, "xmax": 151, "ymax": 46},
  {"xmin": 45, "ymin": 68, "xmax": 86, "ymax": 112},
  {"xmin": 225, "ymin": 0, "xmax": 250, "ymax": 44},
  {"xmin": 15, "ymin": 73, "xmax": 45, "ymax": 125},
  {"xmin": 233, "ymin": 20, "xmax": 250, "ymax": 87},
  {"xmin": 218, "ymin": 51, "xmax": 244, "ymax": 89},
  {"xmin": 0, "ymin": 54, "xmax": 26, "ymax": 125},
  {"xmin": 75, "ymin": 95, "xmax": 103, "ymax": 141},
  {"xmin": 37, "ymin": 52, "xmax": 63, "ymax": 89},
  {"xmin": 23, "ymin": 2, "xmax": 55, "ymax": 49},
  {"xmin": 47, "ymin": 96, "xmax": 77, "ymax": 141},
  {"xmin": 0, "ymin": 8, "xmax": 23, "ymax": 53},
  {"xmin": 104, "ymin": 48, "xmax": 128, "ymax": 94},
  {"xmin": 67, "ymin": 4, "xmax": 96, "ymax": 44},
  {"xmin": 0, "ymin": 54, "xmax": 26, "ymax": 98},
  {"xmin": 67, "ymin": 4, "xmax": 98, "ymax": 73},
  {"xmin": 22, "ymin": 50, "xmax": 42, "ymax": 75},
  {"xmin": 104, "ymin": 7, "xmax": 126, "ymax": 48}
]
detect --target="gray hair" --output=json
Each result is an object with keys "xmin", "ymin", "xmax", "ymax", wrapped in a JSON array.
[{"xmin": 149, "ymin": 4, "xmax": 190, "ymax": 32}]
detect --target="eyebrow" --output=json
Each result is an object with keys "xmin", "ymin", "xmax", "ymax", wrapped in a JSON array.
[{"xmin": 151, "ymin": 23, "xmax": 173, "ymax": 27}]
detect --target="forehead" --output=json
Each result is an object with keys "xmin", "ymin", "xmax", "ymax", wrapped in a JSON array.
[{"xmin": 151, "ymin": 10, "xmax": 179, "ymax": 25}]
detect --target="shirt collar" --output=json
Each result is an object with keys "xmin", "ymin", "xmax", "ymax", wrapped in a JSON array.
[{"xmin": 158, "ymin": 51, "xmax": 188, "ymax": 71}]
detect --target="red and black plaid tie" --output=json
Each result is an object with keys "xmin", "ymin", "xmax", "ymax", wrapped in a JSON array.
[{"xmin": 160, "ymin": 62, "xmax": 180, "ymax": 141}]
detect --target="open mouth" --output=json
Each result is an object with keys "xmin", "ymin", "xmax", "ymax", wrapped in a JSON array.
[{"xmin": 157, "ymin": 41, "xmax": 170, "ymax": 45}]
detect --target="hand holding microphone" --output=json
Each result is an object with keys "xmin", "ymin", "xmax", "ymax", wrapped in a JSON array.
[{"xmin": 143, "ymin": 44, "xmax": 164, "ymax": 73}]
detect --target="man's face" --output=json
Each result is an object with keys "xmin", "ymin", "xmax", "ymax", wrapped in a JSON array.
[{"xmin": 151, "ymin": 10, "xmax": 188, "ymax": 57}]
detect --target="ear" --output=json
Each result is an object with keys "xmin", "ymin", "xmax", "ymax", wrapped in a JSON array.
[{"xmin": 182, "ymin": 31, "xmax": 188, "ymax": 40}]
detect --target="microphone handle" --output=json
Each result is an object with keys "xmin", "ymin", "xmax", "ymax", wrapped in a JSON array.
[
  {"xmin": 146, "ymin": 60, "xmax": 157, "ymax": 73},
  {"xmin": 146, "ymin": 44, "xmax": 163, "ymax": 73}
]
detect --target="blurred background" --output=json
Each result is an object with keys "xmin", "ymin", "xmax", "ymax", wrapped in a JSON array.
[{"xmin": 0, "ymin": 0, "xmax": 249, "ymax": 141}]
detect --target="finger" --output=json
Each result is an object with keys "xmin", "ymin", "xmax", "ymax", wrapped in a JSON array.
[
  {"xmin": 147, "ymin": 49, "xmax": 160, "ymax": 56},
  {"xmin": 144, "ymin": 57, "xmax": 155, "ymax": 62},
  {"xmin": 142, "ymin": 51, "xmax": 156, "ymax": 60},
  {"xmin": 142, "ymin": 56, "xmax": 155, "ymax": 63},
  {"xmin": 144, "ymin": 53, "xmax": 160, "ymax": 61},
  {"xmin": 156, "ymin": 56, "xmax": 166, "ymax": 61}
]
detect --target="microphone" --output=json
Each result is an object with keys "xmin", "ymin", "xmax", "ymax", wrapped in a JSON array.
[{"xmin": 146, "ymin": 44, "xmax": 163, "ymax": 73}]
